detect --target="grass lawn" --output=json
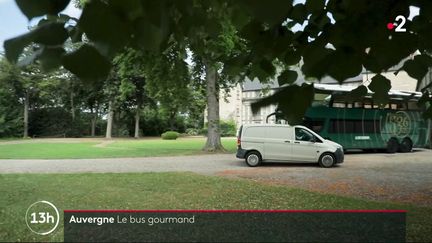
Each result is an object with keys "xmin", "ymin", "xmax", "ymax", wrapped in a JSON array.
[
  {"xmin": 0, "ymin": 172, "xmax": 430, "ymax": 242},
  {"xmin": 0, "ymin": 137, "xmax": 236, "ymax": 159}
]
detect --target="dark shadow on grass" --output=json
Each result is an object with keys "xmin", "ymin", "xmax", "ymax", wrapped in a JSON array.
[
  {"xmin": 259, "ymin": 162, "xmax": 321, "ymax": 168},
  {"xmin": 234, "ymin": 159, "xmax": 343, "ymax": 168},
  {"xmin": 261, "ymin": 162, "xmax": 344, "ymax": 169}
]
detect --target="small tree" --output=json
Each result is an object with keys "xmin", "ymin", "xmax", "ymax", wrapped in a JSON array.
[
  {"xmin": 114, "ymin": 49, "xmax": 149, "ymax": 138},
  {"xmin": 0, "ymin": 57, "xmax": 45, "ymax": 138},
  {"xmin": 146, "ymin": 47, "xmax": 192, "ymax": 131}
]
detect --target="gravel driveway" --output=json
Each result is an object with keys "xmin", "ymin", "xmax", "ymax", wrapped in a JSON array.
[
  {"xmin": 0, "ymin": 154, "xmax": 245, "ymax": 174},
  {"xmin": 1, "ymin": 150, "xmax": 431, "ymax": 206}
]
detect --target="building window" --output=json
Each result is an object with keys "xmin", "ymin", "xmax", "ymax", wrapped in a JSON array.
[{"xmin": 252, "ymin": 109, "xmax": 261, "ymax": 121}]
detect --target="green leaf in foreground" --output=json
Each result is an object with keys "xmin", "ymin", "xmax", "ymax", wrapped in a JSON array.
[
  {"xmin": 32, "ymin": 22, "xmax": 69, "ymax": 46},
  {"xmin": 62, "ymin": 44, "xmax": 111, "ymax": 81},
  {"xmin": 403, "ymin": 54, "xmax": 432, "ymax": 82},
  {"xmin": 3, "ymin": 34, "xmax": 32, "ymax": 63},
  {"xmin": 278, "ymin": 69, "xmax": 298, "ymax": 86},
  {"xmin": 346, "ymin": 85, "xmax": 368, "ymax": 101},
  {"xmin": 15, "ymin": 0, "xmax": 70, "ymax": 20},
  {"xmin": 78, "ymin": 0, "xmax": 132, "ymax": 54},
  {"xmin": 38, "ymin": 47, "xmax": 66, "ymax": 72},
  {"xmin": 252, "ymin": 83, "xmax": 314, "ymax": 125},
  {"xmin": 369, "ymin": 74, "xmax": 391, "ymax": 106},
  {"xmin": 4, "ymin": 22, "xmax": 68, "ymax": 63}
]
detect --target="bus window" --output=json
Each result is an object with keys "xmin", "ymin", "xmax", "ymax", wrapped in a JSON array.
[
  {"xmin": 305, "ymin": 120, "xmax": 325, "ymax": 133},
  {"xmin": 354, "ymin": 121, "xmax": 362, "ymax": 133},
  {"xmin": 345, "ymin": 120, "xmax": 354, "ymax": 133},
  {"xmin": 363, "ymin": 120, "xmax": 374, "ymax": 133},
  {"xmin": 329, "ymin": 119, "xmax": 341, "ymax": 133},
  {"xmin": 347, "ymin": 103, "xmax": 353, "ymax": 108},
  {"xmin": 364, "ymin": 100, "xmax": 372, "ymax": 109},
  {"xmin": 354, "ymin": 102, "xmax": 363, "ymax": 108},
  {"xmin": 408, "ymin": 101, "xmax": 420, "ymax": 110},
  {"xmin": 375, "ymin": 120, "xmax": 381, "ymax": 133},
  {"xmin": 384, "ymin": 104, "xmax": 390, "ymax": 109},
  {"xmin": 397, "ymin": 102, "xmax": 407, "ymax": 110},
  {"xmin": 328, "ymin": 119, "xmax": 380, "ymax": 134},
  {"xmin": 332, "ymin": 102, "xmax": 346, "ymax": 108},
  {"xmin": 390, "ymin": 103, "xmax": 397, "ymax": 110}
]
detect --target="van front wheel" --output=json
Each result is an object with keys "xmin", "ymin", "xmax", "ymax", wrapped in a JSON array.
[
  {"xmin": 245, "ymin": 151, "xmax": 262, "ymax": 167},
  {"xmin": 318, "ymin": 153, "xmax": 335, "ymax": 168}
]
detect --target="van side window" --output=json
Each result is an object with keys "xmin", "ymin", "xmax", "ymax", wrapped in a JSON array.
[{"xmin": 295, "ymin": 128, "xmax": 314, "ymax": 142}]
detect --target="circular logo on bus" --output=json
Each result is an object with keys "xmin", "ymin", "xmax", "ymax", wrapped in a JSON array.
[{"xmin": 385, "ymin": 111, "xmax": 411, "ymax": 137}]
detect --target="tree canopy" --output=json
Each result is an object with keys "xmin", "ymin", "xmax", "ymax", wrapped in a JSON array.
[{"xmin": 4, "ymin": 0, "xmax": 432, "ymax": 123}]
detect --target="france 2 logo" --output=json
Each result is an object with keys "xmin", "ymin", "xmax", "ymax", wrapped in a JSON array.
[{"xmin": 387, "ymin": 15, "xmax": 407, "ymax": 32}]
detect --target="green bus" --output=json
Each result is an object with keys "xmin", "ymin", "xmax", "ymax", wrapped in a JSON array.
[
  {"xmin": 267, "ymin": 84, "xmax": 432, "ymax": 153},
  {"xmin": 301, "ymin": 84, "xmax": 431, "ymax": 153}
]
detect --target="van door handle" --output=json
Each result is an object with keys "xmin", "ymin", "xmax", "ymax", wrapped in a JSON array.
[
  {"xmin": 284, "ymin": 140, "xmax": 290, "ymax": 143},
  {"xmin": 294, "ymin": 141, "xmax": 300, "ymax": 144}
]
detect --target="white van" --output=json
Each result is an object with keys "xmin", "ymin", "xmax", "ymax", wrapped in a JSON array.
[{"xmin": 236, "ymin": 124, "xmax": 344, "ymax": 168}]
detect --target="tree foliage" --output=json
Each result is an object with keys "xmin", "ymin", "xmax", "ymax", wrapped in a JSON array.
[
  {"xmin": 4, "ymin": 0, "xmax": 432, "ymax": 124},
  {"xmin": 145, "ymin": 47, "xmax": 192, "ymax": 130}
]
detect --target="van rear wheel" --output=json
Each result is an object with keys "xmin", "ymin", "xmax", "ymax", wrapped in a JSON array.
[
  {"xmin": 245, "ymin": 151, "xmax": 262, "ymax": 167},
  {"xmin": 318, "ymin": 153, "xmax": 335, "ymax": 168}
]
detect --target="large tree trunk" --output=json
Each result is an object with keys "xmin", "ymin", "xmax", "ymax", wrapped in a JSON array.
[
  {"xmin": 169, "ymin": 111, "xmax": 176, "ymax": 131},
  {"xmin": 91, "ymin": 117, "xmax": 96, "ymax": 137},
  {"xmin": 106, "ymin": 101, "xmax": 114, "ymax": 139},
  {"xmin": 90, "ymin": 107, "xmax": 97, "ymax": 137},
  {"xmin": 23, "ymin": 91, "xmax": 29, "ymax": 138},
  {"xmin": 134, "ymin": 106, "xmax": 140, "ymax": 138},
  {"xmin": 70, "ymin": 90, "xmax": 75, "ymax": 121},
  {"xmin": 203, "ymin": 62, "xmax": 225, "ymax": 152}
]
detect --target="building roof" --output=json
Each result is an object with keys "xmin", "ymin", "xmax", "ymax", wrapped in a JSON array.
[
  {"xmin": 313, "ymin": 83, "xmax": 422, "ymax": 98},
  {"xmin": 242, "ymin": 67, "xmax": 363, "ymax": 92},
  {"xmin": 241, "ymin": 54, "xmax": 421, "ymax": 92}
]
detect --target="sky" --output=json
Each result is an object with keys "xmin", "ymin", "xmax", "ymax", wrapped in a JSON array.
[{"xmin": 0, "ymin": 0, "xmax": 81, "ymax": 52}]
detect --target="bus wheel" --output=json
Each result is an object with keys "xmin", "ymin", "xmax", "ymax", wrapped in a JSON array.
[
  {"xmin": 399, "ymin": 137, "xmax": 413, "ymax": 153},
  {"xmin": 318, "ymin": 153, "xmax": 335, "ymax": 168},
  {"xmin": 386, "ymin": 138, "xmax": 399, "ymax": 153},
  {"xmin": 245, "ymin": 151, "xmax": 262, "ymax": 167}
]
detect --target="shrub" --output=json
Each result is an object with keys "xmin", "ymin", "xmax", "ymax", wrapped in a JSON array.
[
  {"xmin": 200, "ymin": 127, "xmax": 208, "ymax": 136},
  {"xmin": 161, "ymin": 131, "xmax": 179, "ymax": 140},
  {"xmin": 200, "ymin": 120, "xmax": 237, "ymax": 137},
  {"xmin": 185, "ymin": 128, "xmax": 200, "ymax": 136},
  {"xmin": 220, "ymin": 120, "xmax": 237, "ymax": 137}
]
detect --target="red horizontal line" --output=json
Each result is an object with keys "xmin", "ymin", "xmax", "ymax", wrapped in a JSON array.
[{"xmin": 64, "ymin": 209, "xmax": 406, "ymax": 213}]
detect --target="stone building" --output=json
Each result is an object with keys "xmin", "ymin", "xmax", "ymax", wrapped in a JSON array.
[{"xmin": 216, "ymin": 62, "xmax": 424, "ymax": 128}]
